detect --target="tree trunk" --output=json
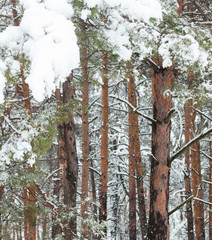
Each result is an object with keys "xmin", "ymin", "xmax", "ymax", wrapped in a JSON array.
[
  {"xmin": 56, "ymin": 75, "xmax": 78, "ymax": 239},
  {"xmin": 190, "ymin": 106, "xmax": 205, "ymax": 240},
  {"xmin": 22, "ymin": 188, "xmax": 28, "ymax": 240},
  {"xmin": 80, "ymin": 26, "xmax": 89, "ymax": 239},
  {"xmin": 0, "ymin": 186, "xmax": 4, "ymax": 240},
  {"xmin": 177, "ymin": 0, "xmax": 184, "ymax": 14},
  {"xmin": 62, "ymin": 76, "xmax": 78, "ymax": 239},
  {"xmin": 28, "ymin": 184, "xmax": 37, "ymax": 240},
  {"xmin": 209, "ymin": 138, "xmax": 212, "ymax": 240},
  {"xmin": 90, "ymin": 159, "xmax": 97, "ymax": 221},
  {"xmin": 127, "ymin": 60, "xmax": 137, "ymax": 240},
  {"xmin": 99, "ymin": 51, "xmax": 109, "ymax": 233},
  {"xmin": 148, "ymin": 57, "xmax": 174, "ymax": 240},
  {"xmin": 184, "ymin": 100, "xmax": 194, "ymax": 240}
]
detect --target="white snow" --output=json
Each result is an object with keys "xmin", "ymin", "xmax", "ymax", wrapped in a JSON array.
[
  {"xmin": 0, "ymin": 60, "xmax": 6, "ymax": 103},
  {"xmin": 0, "ymin": 0, "xmax": 80, "ymax": 102}
]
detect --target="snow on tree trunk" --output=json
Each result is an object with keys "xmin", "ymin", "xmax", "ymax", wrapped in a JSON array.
[
  {"xmin": 56, "ymin": 74, "xmax": 78, "ymax": 239},
  {"xmin": 148, "ymin": 57, "xmax": 173, "ymax": 240}
]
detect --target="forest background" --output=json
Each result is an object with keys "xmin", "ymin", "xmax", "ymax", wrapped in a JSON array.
[{"xmin": 0, "ymin": 0, "xmax": 211, "ymax": 239}]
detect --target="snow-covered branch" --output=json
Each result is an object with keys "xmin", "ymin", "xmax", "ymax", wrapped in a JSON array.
[
  {"xmin": 168, "ymin": 195, "xmax": 194, "ymax": 216},
  {"xmin": 170, "ymin": 127, "xmax": 212, "ymax": 163},
  {"xmin": 109, "ymin": 94, "xmax": 156, "ymax": 123}
]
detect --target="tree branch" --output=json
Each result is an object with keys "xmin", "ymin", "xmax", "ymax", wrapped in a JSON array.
[
  {"xmin": 168, "ymin": 195, "xmax": 194, "ymax": 216},
  {"xmin": 109, "ymin": 94, "xmax": 156, "ymax": 123},
  {"xmin": 170, "ymin": 127, "xmax": 212, "ymax": 163}
]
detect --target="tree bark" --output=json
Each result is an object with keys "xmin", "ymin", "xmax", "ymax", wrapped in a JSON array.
[
  {"xmin": 184, "ymin": 100, "xmax": 194, "ymax": 240},
  {"xmin": 56, "ymin": 75, "xmax": 78, "ymax": 239},
  {"xmin": 80, "ymin": 26, "xmax": 89, "ymax": 239},
  {"xmin": 28, "ymin": 184, "xmax": 37, "ymax": 240},
  {"xmin": 148, "ymin": 57, "xmax": 174, "ymax": 240},
  {"xmin": 177, "ymin": 0, "xmax": 184, "ymax": 15},
  {"xmin": 190, "ymin": 106, "xmax": 205, "ymax": 240},
  {"xmin": 127, "ymin": 60, "xmax": 137, "ymax": 240},
  {"xmin": 99, "ymin": 50, "xmax": 109, "ymax": 233}
]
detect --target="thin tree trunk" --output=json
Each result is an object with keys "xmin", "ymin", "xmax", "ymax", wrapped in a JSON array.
[
  {"xmin": 177, "ymin": 0, "xmax": 184, "ymax": 15},
  {"xmin": 190, "ymin": 106, "xmax": 205, "ymax": 240},
  {"xmin": 0, "ymin": 186, "xmax": 4, "ymax": 240},
  {"xmin": 62, "ymin": 76, "xmax": 78, "ymax": 239},
  {"xmin": 22, "ymin": 188, "xmax": 28, "ymax": 240},
  {"xmin": 184, "ymin": 100, "xmax": 194, "ymax": 240},
  {"xmin": 127, "ymin": 60, "xmax": 137, "ymax": 240},
  {"xmin": 99, "ymin": 50, "xmax": 109, "ymax": 234},
  {"xmin": 80, "ymin": 26, "xmax": 89, "ymax": 239},
  {"xmin": 129, "ymin": 60, "xmax": 148, "ymax": 239},
  {"xmin": 28, "ymin": 184, "xmax": 37, "ymax": 240},
  {"xmin": 11, "ymin": 0, "xmax": 20, "ymax": 26},
  {"xmin": 148, "ymin": 57, "xmax": 174, "ymax": 240},
  {"xmin": 209, "ymin": 138, "xmax": 212, "ymax": 240},
  {"xmin": 90, "ymin": 159, "xmax": 97, "ymax": 221}
]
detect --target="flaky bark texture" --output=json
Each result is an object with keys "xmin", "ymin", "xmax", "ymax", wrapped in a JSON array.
[
  {"xmin": 184, "ymin": 100, "xmax": 194, "ymax": 240},
  {"xmin": 148, "ymin": 57, "xmax": 173, "ymax": 240},
  {"xmin": 56, "ymin": 75, "xmax": 78, "ymax": 239},
  {"xmin": 80, "ymin": 28, "xmax": 89, "ymax": 239},
  {"xmin": 99, "ymin": 51, "xmax": 109, "ymax": 233},
  {"xmin": 127, "ymin": 60, "xmax": 137, "ymax": 240},
  {"xmin": 190, "ymin": 107, "xmax": 205, "ymax": 240}
]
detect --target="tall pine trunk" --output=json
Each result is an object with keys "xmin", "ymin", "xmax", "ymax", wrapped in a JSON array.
[
  {"xmin": 190, "ymin": 106, "xmax": 205, "ymax": 240},
  {"xmin": 56, "ymin": 75, "xmax": 78, "ymax": 239},
  {"xmin": 148, "ymin": 58, "xmax": 174, "ymax": 240},
  {"xmin": 99, "ymin": 50, "xmax": 109, "ymax": 235},
  {"xmin": 209, "ymin": 139, "xmax": 212, "ymax": 240},
  {"xmin": 184, "ymin": 100, "xmax": 194, "ymax": 240},
  {"xmin": 127, "ymin": 60, "xmax": 137, "ymax": 240},
  {"xmin": 80, "ymin": 26, "xmax": 90, "ymax": 239}
]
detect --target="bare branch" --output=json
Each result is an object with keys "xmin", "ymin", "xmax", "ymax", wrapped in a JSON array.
[
  {"xmin": 170, "ymin": 127, "xmax": 212, "ymax": 163},
  {"xmin": 168, "ymin": 195, "xmax": 194, "ymax": 216},
  {"xmin": 109, "ymin": 94, "xmax": 156, "ymax": 123},
  {"xmin": 193, "ymin": 197, "xmax": 212, "ymax": 206}
]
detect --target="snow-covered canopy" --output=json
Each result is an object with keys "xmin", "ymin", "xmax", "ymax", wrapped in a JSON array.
[{"xmin": 0, "ymin": 0, "xmax": 80, "ymax": 102}]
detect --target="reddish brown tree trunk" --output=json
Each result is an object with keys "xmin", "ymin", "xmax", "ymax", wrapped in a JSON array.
[
  {"xmin": 22, "ymin": 188, "xmax": 28, "ymax": 240},
  {"xmin": 28, "ymin": 184, "xmax": 37, "ymax": 240},
  {"xmin": 148, "ymin": 58, "xmax": 174, "ymax": 240},
  {"xmin": 209, "ymin": 139, "xmax": 212, "ymax": 240},
  {"xmin": 99, "ymin": 51, "xmax": 109, "ymax": 230},
  {"xmin": 11, "ymin": 0, "xmax": 20, "ymax": 26},
  {"xmin": 127, "ymin": 60, "xmax": 137, "ymax": 240},
  {"xmin": 177, "ymin": 0, "xmax": 184, "ymax": 14},
  {"xmin": 80, "ymin": 28, "xmax": 89, "ymax": 239},
  {"xmin": 190, "ymin": 106, "xmax": 205, "ymax": 240},
  {"xmin": 184, "ymin": 100, "xmax": 194, "ymax": 240},
  {"xmin": 127, "ymin": 59, "xmax": 147, "ymax": 239}
]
